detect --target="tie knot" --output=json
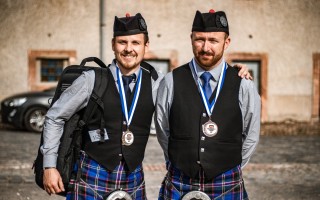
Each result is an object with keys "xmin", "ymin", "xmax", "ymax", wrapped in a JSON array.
[
  {"xmin": 122, "ymin": 74, "xmax": 136, "ymax": 85},
  {"xmin": 200, "ymin": 72, "xmax": 212, "ymax": 83}
]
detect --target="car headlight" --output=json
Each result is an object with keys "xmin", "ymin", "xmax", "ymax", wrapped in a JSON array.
[{"xmin": 4, "ymin": 97, "xmax": 27, "ymax": 107}]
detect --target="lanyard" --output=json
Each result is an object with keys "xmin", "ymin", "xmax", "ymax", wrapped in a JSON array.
[
  {"xmin": 116, "ymin": 66, "xmax": 142, "ymax": 127},
  {"xmin": 191, "ymin": 58, "xmax": 227, "ymax": 117}
]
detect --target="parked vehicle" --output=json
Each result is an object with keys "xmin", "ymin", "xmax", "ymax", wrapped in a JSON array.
[
  {"xmin": 0, "ymin": 88, "xmax": 55, "ymax": 132},
  {"xmin": 0, "ymin": 87, "xmax": 158, "ymax": 134}
]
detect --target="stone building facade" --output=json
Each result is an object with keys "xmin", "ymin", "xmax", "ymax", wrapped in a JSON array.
[{"xmin": 0, "ymin": 0, "xmax": 319, "ymax": 122}]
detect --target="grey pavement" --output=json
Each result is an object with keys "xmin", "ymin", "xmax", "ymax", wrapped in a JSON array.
[{"xmin": 0, "ymin": 129, "xmax": 319, "ymax": 200}]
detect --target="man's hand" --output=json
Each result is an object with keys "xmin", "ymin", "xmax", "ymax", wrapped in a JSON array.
[
  {"xmin": 43, "ymin": 168, "xmax": 65, "ymax": 195},
  {"xmin": 233, "ymin": 63, "xmax": 253, "ymax": 80}
]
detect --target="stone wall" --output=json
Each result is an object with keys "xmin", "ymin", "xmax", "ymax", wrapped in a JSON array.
[{"xmin": 1, "ymin": 0, "xmax": 320, "ymax": 122}]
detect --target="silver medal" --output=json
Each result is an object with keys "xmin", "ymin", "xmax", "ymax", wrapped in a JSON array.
[
  {"xmin": 182, "ymin": 191, "xmax": 211, "ymax": 200},
  {"xmin": 202, "ymin": 120, "xmax": 218, "ymax": 137},
  {"xmin": 122, "ymin": 130, "xmax": 134, "ymax": 146}
]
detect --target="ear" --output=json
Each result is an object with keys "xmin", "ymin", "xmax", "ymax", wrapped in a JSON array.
[
  {"xmin": 224, "ymin": 35, "xmax": 231, "ymax": 50},
  {"xmin": 144, "ymin": 41, "xmax": 150, "ymax": 53},
  {"xmin": 111, "ymin": 38, "xmax": 115, "ymax": 51}
]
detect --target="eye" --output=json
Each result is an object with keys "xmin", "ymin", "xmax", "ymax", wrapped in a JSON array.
[
  {"xmin": 208, "ymin": 39, "xmax": 219, "ymax": 44},
  {"xmin": 132, "ymin": 41, "xmax": 141, "ymax": 45},
  {"xmin": 194, "ymin": 38, "xmax": 205, "ymax": 43},
  {"xmin": 118, "ymin": 40, "xmax": 127, "ymax": 45}
]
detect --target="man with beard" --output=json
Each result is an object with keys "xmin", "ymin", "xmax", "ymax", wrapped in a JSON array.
[
  {"xmin": 155, "ymin": 9, "xmax": 261, "ymax": 199},
  {"xmin": 41, "ymin": 13, "xmax": 163, "ymax": 199}
]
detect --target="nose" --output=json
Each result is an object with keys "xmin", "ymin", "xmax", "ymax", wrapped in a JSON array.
[
  {"xmin": 125, "ymin": 43, "xmax": 133, "ymax": 52},
  {"xmin": 202, "ymin": 40, "xmax": 209, "ymax": 52}
]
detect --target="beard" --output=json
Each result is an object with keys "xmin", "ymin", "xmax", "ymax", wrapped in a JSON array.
[
  {"xmin": 195, "ymin": 50, "xmax": 224, "ymax": 70},
  {"xmin": 115, "ymin": 52, "xmax": 140, "ymax": 70}
]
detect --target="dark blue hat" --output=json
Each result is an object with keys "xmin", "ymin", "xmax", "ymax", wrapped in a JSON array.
[
  {"xmin": 192, "ymin": 9, "xmax": 229, "ymax": 35},
  {"xmin": 113, "ymin": 13, "xmax": 148, "ymax": 37}
]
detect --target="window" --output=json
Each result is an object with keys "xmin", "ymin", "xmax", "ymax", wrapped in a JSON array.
[
  {"xmin": 226, "ymin": 53, "xmax": 268, "ymax": 121},
  {"xmin": 28, "ymin": 50, "xmax": 76, "ymax": 91},
  {"xmin": 38, "ymin": 58, "xmax": 67, "ymax": 82},
  {"xmin": 232, "ymin": 60, "xmax": 261, "ymax": 94}
]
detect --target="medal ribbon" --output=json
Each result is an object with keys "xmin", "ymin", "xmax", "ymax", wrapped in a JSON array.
[
  {"xmin": 116, "ymin": 66, "xmax": 142, "ymax": 127},
  {"xmin": 191, "ymin": 58, "xmax": 227, "ymax": 117}
]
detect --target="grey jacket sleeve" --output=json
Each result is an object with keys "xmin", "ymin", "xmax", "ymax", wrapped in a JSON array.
[
  {"xmin": 239, "ymin": 78, "xmax": 261, "ymax": 168},
  {"xmin": 155, "ymin": 72, "xmax": 173, "ymax": 161},
  {"xmin": 40, "ymin": 70, "xmax": 95, "ymax": 168}
]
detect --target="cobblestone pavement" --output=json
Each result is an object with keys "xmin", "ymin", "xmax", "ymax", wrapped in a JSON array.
[{"xmin": 0, "ymin": 129, "xmax": 319, "ymax": 200}]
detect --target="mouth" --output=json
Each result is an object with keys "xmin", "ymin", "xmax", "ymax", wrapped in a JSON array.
[
  {"xmin": 121, "ymin": 54, "xmax": 136, "ymax": 60},
  {"xmin": 199, "ymin": 51, "xmax": 214, "ymax": 58},
  {"xmin": 199, "ymin": 54, "xmax": 213, "ymax": 59}
]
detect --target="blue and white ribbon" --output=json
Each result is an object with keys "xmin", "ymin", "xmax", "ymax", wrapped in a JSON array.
[
  {"xmin": 116, "ymin": 66, "xmax": 142, "ymax": 127},
  {"xmin": 191, "ymin": 58, "xmax": 227, "ymax": 117}
]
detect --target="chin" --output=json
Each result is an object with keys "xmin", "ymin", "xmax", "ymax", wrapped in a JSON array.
[
  {"xmin": 123, "ymin": 62, "xmax": 138, "ymax": 69},
  {"xmin": 198, "ymin": 61, "xmax": 214, "ymax": 69}
]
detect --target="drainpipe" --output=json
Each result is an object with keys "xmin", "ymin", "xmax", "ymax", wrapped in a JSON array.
[{"xmin": 99, "ymin": 0, "xmax": 106, "ymax": 61}]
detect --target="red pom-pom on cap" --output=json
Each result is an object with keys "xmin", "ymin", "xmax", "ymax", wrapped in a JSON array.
[
  {"xmin": 126, "ymin": 13, "xmax": 130, "ymax": 18},
  {"xmin": 209, "ymin": 9, "xmax": 215, "ymax": 13}
]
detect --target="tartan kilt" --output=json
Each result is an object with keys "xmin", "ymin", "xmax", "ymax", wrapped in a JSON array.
[
  {"xmin": 66, "ymin": 152, "xmax": 147, "ymax": 200},
  {"xmin": 158, "ymin": 163, "xmax": 248, "ymax": 200}
]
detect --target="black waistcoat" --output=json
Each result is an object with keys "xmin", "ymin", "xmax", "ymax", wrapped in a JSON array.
[
  {"xmin": 83, "ymin": 69, "xmax": 154, "ymax": 173},
  {"xmin": 169, "ymin": 63, "xmax": 243, "ymax": 180}
]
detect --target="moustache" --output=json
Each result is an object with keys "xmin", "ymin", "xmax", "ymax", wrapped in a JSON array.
[
  {"xmin": 121, "ymin": 52, "xmax": 136, "ymax": 57},
  {"xmin": 199, "ymin": 51, "xmax": 214, "ymax": 56}
]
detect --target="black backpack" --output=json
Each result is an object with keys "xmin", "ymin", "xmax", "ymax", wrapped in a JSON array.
[{"xmin": 32, "ymin": 57, "xmax": 110, "ymax": 196}]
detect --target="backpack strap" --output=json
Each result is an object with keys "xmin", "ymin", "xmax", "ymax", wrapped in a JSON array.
[
  {"xmin": 140, "ymin": 61, "xmax": 159, "ymax": 81},
  {"xmin": 78, "ymin": 67, "xmax": 109, "ymax": 128},
  {"xmin": 80, "ymin": 57, "xmax": 108, "ymax": 68}
]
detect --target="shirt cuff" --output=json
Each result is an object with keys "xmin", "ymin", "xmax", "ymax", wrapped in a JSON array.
[{"xmin": 43, "ymin": 154, "xmax": 58, "ymax": 169}]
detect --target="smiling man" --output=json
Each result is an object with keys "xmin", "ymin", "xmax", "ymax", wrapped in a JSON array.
[
  {"xmin": 41, "ymin": 13, "xmax": 163, "ymax": 199},
  {"xmin": 155, "ymin": 9, "xmax": 261, "ymax": 199}
]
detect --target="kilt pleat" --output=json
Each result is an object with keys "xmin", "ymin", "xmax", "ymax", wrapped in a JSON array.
[
  {"xmin": 158, "ymin": 163, "xmax": 248, "ymax": 200},
  {"xmin": 66, "ymin": 152, "xmax": 146, "ymax": 200}
]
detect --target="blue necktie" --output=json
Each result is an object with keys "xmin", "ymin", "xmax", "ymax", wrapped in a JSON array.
[
  {"xmin": 200, "ymin": 72, "xmax": 213, "ymax": 101},
  {"xmin": 122, "ymin": 74, "xmax": 136, "ymax": 105}
]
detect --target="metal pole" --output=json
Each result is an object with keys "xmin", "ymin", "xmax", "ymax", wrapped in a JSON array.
[{"xmin": 99, "ymin": 0, "xmax": 106, "ymax": 61}]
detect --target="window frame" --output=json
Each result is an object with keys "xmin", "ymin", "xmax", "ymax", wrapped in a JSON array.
[
  {"xmin": 226, "ymin": 52, "xmax": 268, "ymax": 122},
  {"xmin": 312, "ymin": 53, "xmax": 320, "ymax": 121},
  {"xmin": 28, "ymin": 50, "xmax": 76, "ymax": 91}
]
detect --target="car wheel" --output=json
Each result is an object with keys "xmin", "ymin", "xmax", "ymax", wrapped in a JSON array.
[{"xmin": 24, "ymin": 107, "xmax": 47, "ymax": 133}]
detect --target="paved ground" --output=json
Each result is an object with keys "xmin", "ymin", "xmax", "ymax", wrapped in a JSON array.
[{"xmin": 0, "ymin": 129, "xmax": 319, "ymax": 200}]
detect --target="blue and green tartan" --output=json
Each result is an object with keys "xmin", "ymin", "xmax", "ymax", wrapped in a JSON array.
[
  {"xmin": 158, "ymin": 163, "xmax": 248, "ymax": 200},
  {"xmin": 66, "ymin": 152, "xmax": 146, "ymax": 200}
]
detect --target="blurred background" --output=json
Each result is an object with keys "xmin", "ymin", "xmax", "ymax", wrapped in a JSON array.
[
  {"xmin": 0, "ymin": 0, "xmax": 319, "ymax": 199},
  {"xmin": 0, "ymin": 0, "xmax": 320, "ymax": 123}
]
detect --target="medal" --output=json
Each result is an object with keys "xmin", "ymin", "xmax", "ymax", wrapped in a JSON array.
[
  {"xmin": 122, "ymin": 130, "xmax": 134, "ymax": 146},
  {"xmin": 116, "ymin": 65, "xmax": 142, "ymax": 146},
  {"xmin": 202, "ymin": 120, "xmax": 218, "ymax": 137},
  {"xmin": 191, "ymin": 59, "xmax": 227, "ymax": 138}
]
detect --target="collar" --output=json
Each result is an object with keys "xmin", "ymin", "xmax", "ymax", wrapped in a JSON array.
[{"xmin": 193, "ymin": 58, "xmax": 225, "ymax": 82}]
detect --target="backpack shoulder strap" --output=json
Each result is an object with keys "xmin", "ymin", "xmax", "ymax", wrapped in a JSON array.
[
  {"xmin": 78, "ymin": 67, "xmax": 110, "ymax": 128},
  {"xmin": 140, "ymin": 61, "xmax": 159, "ymax": 81}
]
